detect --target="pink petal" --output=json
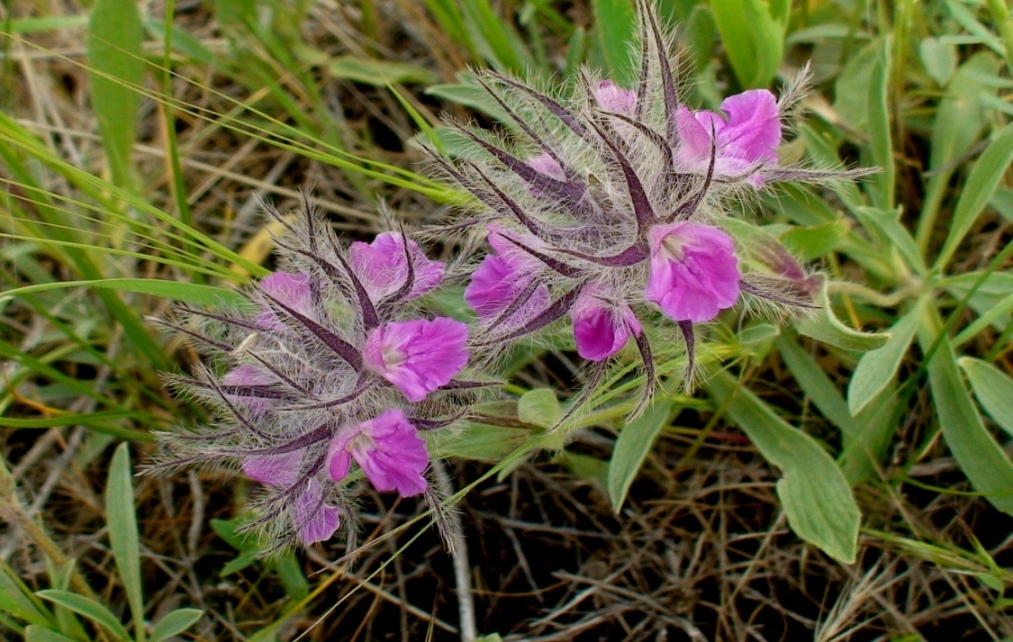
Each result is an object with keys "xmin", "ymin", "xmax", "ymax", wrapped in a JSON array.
[
  {"xmin": 526, "ymin": 152, "xmax": 566, "ymax": 181},
  {"xmin": 294, "ymin": 478, "xmax": 340, "ymax": 545},
  {"xmin": 716, "ymin": 89, "xmax": 781, "ymax": 165},
  {"xmin": 348, "ymin": 233, "xmax": 444, "ymax": 302},
  {"xmin": 222, "ymin": 365, "xmax": 277, "ymax": 416},
  {"xmin": 674, "ymin": 90, "xmax": 781, "ymax": 183},
  {"xmin": 571, "ymin": 284, "xmax": 641, "ymax": 361},
  {"xmin": 465, "ymin": 226, "xmax": 550, "ymax": 324},
  {"xmin": 362, "ymin": 318, "xmax": 469, "ymax": 402},
  {"xmin": 329, "ymin": 410, "xmax": 429, "ymax": 497},
  {"xmin": 593, "ymin": 80, "xmax": 637, "ymax": 115},
  {"xmin": 243, "ymin": 450, "xmax": 302, "ymax": 488},
  {"xmin": 258, "ymin": 272, "xmax": 312, "ymax": 329},
  {"xmin": 645, "ymin": 223, "xmax": 741, "ymax": 323}
]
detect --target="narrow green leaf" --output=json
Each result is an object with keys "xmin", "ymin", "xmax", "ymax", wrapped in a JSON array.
[
  {"xmin": 429, "ymin": 423, "xmax": 529, "ymax": 462},
  {"xmin": 848, "ymin": 304, "xmax": 921, "ymax": 416},
  {"xmin": 711, "ymin": 0, "xmax": 785, "ymax": 88},
  {"xmin": 607, "ymin": 400, "xmax": 675, "ymax": 512},
  {"xmin": 852, "ymin": 207, "xmax": 926, "ymax": 275},
  {"xmin": 105, "ymin": 444, "xmax": 145, "ymax": 642},
  {"xmin": 319, "ymin": 55, "xmax": 436, "ymax": 86},
  {"xmin": 959, "ymin": 357, "xmax": 1013, "ymax": 437},
  {"xmin": 936, "ymin": 123, "xmax": 1013, "ymax": 270},
  {"xmin": 517, "ymin": 389, "xmax": 561, "ymax": 429},
  {"xmin": 868, "ymin": 37, "xmax": 894, "ymax": 209},
  {"xmin": 36, "ymin": 591, "xmax": 129, "ymax": 642},
  {"xmin": 87, "ymin": 0, "xmax": 144, "ymax": 190},
  {"xmin": 274, "ymin": 554, "xmax": 310, "ymax": 602},
  {"xmin": 918, "ymin": 307, "xmax": 1013, "ymax": 516},
  {"xmin": 796, "ymin": 279, "xmax": 891, "ymax": 352},
  {"xmin": 0, "ymin": 561, "xmax": 55, "ymax": 628},
  {"xmin": 0, "ymin": 278, "xmax": 247, "ymax": 308},
  {"xmin": 839, "ymin": 386, "xmax": 898, "ymax": 486},
  {"xmin": 705, "ymin": 372, "xmax": 860, "ymax": 563},
  {"xmin": 150, "ymin": 608, "xmax": 203, "ymax": 642},
  {"xmin": 592, "ymin": 0, "xmax": 637, "ymax": 86},
  {"xmin": 24, "ymin": 626, "xmax": 80, "ymax": 642}
]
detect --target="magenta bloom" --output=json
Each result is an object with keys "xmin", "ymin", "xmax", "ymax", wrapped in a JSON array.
[
  {"xmin": 328, "ymin": 409, "xmax": 429, "ymax": 497},
  {"xmin": 571, "ymin": 284, "xmax": 642, "ymax": 361},
  {"xmin": 465, "ymin": 227, "xmax": 550, "ymax": 324},
  {"xmin": 243, "ymin": 452, "xmax": 340, "ymax": 545},
  {"xmin": 348, "ymin": 232, "xmax": 444, "ymax": 302},
  {"xmin": 362, "ymin": 318, "xmax": 469, "ymax": 402},
  {"xmin": 293, "ymin": 478, "xmax": 341, "ymax": 545},
  {"xmin": 593, "ymin": 80, "xmax": 637, "ymax": 115},
  {"xmin": 676, "ymin": 89, "xmax": 781, "ymax": 184},
  {"xmin": 221, "ymin": 365, "xmax": 278, "ymax": 416},
  {"xmin": 646, "ymin": 223, "xmax": 741, "ymax": 323},
  {"xmin": 526, "ymin": 152, "xmax": 566, "ymax": 181},
  {"xmin": 257, "ymin": 271, "xmax": 312, "ymax": 329}
]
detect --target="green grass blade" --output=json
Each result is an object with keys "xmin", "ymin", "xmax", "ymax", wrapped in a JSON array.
[
  {"xmin": 0, "ymin": 561, "xmax": 56, "ymax": 629},
  {"xmin": 105, "ymin": 443, "xmax": 145, "ymax": 642},
  {"xmin": 1, "ymin": 278, "xmax": 247, "ymax": 308},
  {"xmin": 86, "ymin": 0, "xmax": 144, "ymax": 191},
  {"xmin": 706, "ymin": 371, "xmax": 860, "ymax": 564},
  {"xmin": 24, "ymin": 626, "xmax": 81, "ymax": 642},
  {"xmin": 607, "ymin": 399, "xmax": 675, "ymax": 512},
  {"xmin": 36, "ymin": 591, "xmax": 129, "ymax": 642}
]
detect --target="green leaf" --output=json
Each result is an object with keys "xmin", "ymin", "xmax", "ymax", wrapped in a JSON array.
[
  {"xmin": 150, "ymin": 608, "xmax": 203, "ymax": 642},
  {"xmin": 712, "ymin": 0, "xmax": 786, "ymax": 88},
  {"xmin": 705, "ymin": 371, "xmax": 860, "ymax": 563},
  {"xmin": 779, "ymin": 220, "xmax": 850, "ymax": 262},
  {"xmin": 852, "ymin": 207, "xmax": 926, "ymax": 275},
  {"xmin": 684, "ymin": 6, "xmax": 716, "ymax": 73},
  {"xmin": 105, "ymin": 443, "xmax": 145, "ymax": 642},
  {"xmin": 0, "ymin": 561, "xmax": 55, "ymax": 628},
  {"xmin": 429, "ymin": 423, "xmax": 530, "ymax": 462},
  {"xmin": 273, "ymin": 554, "xmax": 310, "ymax": 602},
  {"xmin": 517, "ymin": 389, "xmax": 561, "ymax": 429},
  {"xmin": 24, "ymin": 626, "xmax": 80, "ymax": 642},
  {"xmin": 936, "ymin": 123, "xmax": 1013, "ymax": 270},
  {"xmin": 867, "ymin": 37, "xmax": 894, "ymax": 210},
  {"xmin": 839, "ymin": 385, "xmax": 898, "ymax": 486},
  {"xmin": 796, "ymin": 278, "xmax": 891, "ymax": 352},
  {"xmin": 918, "ymin": 307, "xmax": 1013, "ymax": 516},
  {"xmin": 848, "ymin": 304, "xmax": 921, "ymax": 416},
  {"xmin": 776, "ymin": 334, "xmax": 856, "ymax": 440},
  {"xmin": 559, "ymin": 451, "xmax": 609, "ymax": 489},
  {"xmin": 607, "ymin": 400, "xmax": 675, "ymax": 512},
  {"xmin": 87, "ymin": 0, "xmax": 144, "ymax": 191},
  {"xmin": 959, "ymin": 357, "xmax": 1013, "ymax": 437},
  {"xmin": 945, "ymin": 271, "xmax": 1013, "ymax": 334},
  {"xmin": 920, "ymin": 37, "xmax": 957, "ymax": 86},
  {"xmin": 0, "ymin": 278, "xmax": 248, "ymax": 308},
  {"xmin": 319, "ymin": 54, "xmax": 436, "ymax": 86},
  {"xmin": 592, "ymin": 0, "xmax": 637, "ymax": 86},
  {"xmin": 36, "ymin": 591, "xmax": 129, "ymax": 642}
]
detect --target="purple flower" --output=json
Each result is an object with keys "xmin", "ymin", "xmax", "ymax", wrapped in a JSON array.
[
  {"xmin": 293, "ymin": 478, "xmax": 341, "ymax": 545},
  {"xmin": 257, "ymin": 271, "xmax": 312, "ymax": 330},
  {"xmin": 526, "ymin": 152, "xmax": 566, "ymax": 181},
  {"xmin": 676, "ymin": 89, "xmax": 781, "ymax": 184},
  {"xmin": 221, "ymin": 365, "xmax": 278, "ymax": 416},
  {"xmin": 328, "ymin": 409, "xmax": 429, "ymax": 497},
  {"xmin": 242, "ymin": 450, "xmax": 302, "ymax": 487},
  {"xmin": 593, "ymin": 80, "xmax": 637, "ymax": 115},
  {"xmin": 645, "ymin": 223, "xmax": 741, "ymax": 323},
  {"xmin": 464, "ymin": 227, "xmax": 550, "ymax": 324},
  {"xmin": 242, "ymin": 452, "xmax": 341, "ymax": 545},
  {"xmin": 348, "ymin": 232, "xmax": 444, "ymax": 302},
  {"xmin": 362, "ymin": 318, "xmax": 469, "ymax": 402},
  {"xmin": 571, "ymin": 283, "xmax": 642, "ymax": 361}
]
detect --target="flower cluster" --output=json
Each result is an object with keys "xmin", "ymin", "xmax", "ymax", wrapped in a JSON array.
[
  {"xmin": 425, "ymin": 7, "xmax": 845, "ymax": 406},
  {"xmin": 156, "ymin": 205, "xmax": 477, "ymax": 547}
]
